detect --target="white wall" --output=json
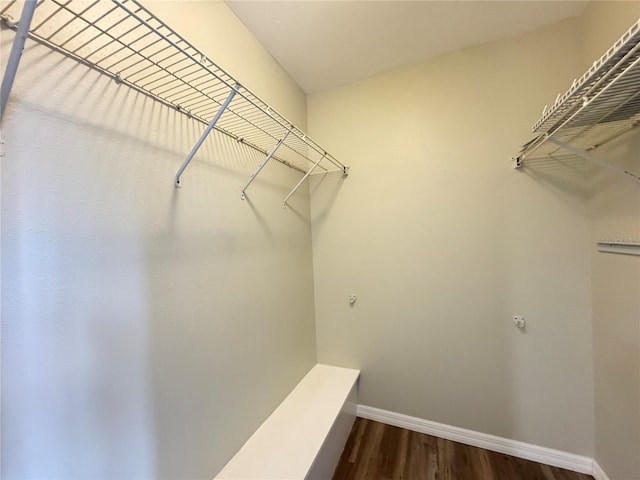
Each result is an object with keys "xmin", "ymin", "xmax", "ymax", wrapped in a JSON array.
[
  {"xmin": 581, "ymin": 3, "xmax": 640, "ymax": 479},
  {"xmin": 1, "ymin": 1, "xmax": 316, "ymax": 478},
  {"xmin": 308, "ymin": 18, "xmax": 596, "ymax": 456}
]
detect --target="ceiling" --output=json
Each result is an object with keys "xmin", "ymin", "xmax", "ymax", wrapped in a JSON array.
[{"xmin": 226, "ymin": 1, "xmax": 587, "ymax": 94}]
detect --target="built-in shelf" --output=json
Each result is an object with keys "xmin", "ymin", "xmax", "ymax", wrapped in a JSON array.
[
  {"xmin": 1, "ymin": 0, "xmax": 348, "ymax": 204},
  {"xmin": 597, "ymin": 241, "xmax": 640, "ymax": 256},
  {"xmin": 515, "ymin": 18, "xmax": 640, "ymax": 185}
]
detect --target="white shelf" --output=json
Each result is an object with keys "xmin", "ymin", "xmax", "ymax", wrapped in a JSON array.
[
  {"xmin": 515, "ymin": 18, "xmax": 640, "ymax": 185},
  {"xmin": 215, "ymin": 364, "xmax": 359, "ymax": 480},
  {"xmin": 1, "ymin": 0, "xmax": 347, "ymax": 196}
]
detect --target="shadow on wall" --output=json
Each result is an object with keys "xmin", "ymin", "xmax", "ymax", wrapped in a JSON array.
[
  {"xmin": 309, "ymin": 170, "xmax": 347, "ymax": 231},
  {"xmin": 589, "ymin": 128, "xmax": 640, "ymax": 480},
  {"xmin": 1, "ymin": 30, "xmax": 324, "ymax": 479},
  {"xmin": 516, "ymin": 154, "xmax": 591, "ymax": 209}
]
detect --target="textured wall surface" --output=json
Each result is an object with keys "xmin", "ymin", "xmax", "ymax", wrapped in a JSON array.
[
  {"xmin": 1, "ymin": 2, "xmax": 316, "ymax": 478},
  {"xmin": 308, "ymin": 18, "xmax": 596, "ymax": 457},
  {"xmin": 4, "ymin": 1, "xmax": 640, "ymax": 478},
  {"xmin": 582, "ymin": 3, "xmax": 640, "ymax": 479}
]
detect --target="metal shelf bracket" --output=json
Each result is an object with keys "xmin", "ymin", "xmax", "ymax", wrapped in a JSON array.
[
  {"xmin": 174, "ymin": 84, "xmax": 240, "ymax": 187},
  {"xmin": 283, "ymin": 152, "xmax": 327, "ymax": 208},
  {"xmin": 512, "ymin": 155, "xmax": 523, "ymax": 169},
  {"xmin": 1, "ymin": 0, "xmax": 37, "ymax": 121},
  {"xmin": 241, "ymin": 125, "xmax": 293, "ymax": 199},
  {"xmin": 516, "ymin": 20, "xmax": 640, "ymax": 185},
  {"xmin": 548, "ymin": 137, "xmax": 640, "ymax": 185}
]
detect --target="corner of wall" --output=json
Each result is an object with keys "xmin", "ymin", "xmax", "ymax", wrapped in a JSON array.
[{"xmin": 578, "ymin": 3, "xmax": 640, "ymax": 479}]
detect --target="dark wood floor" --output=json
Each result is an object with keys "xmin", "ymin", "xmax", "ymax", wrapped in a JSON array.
[{"xmin": 332, "ymin": 418, "xmax": 594, "ymax": 480}]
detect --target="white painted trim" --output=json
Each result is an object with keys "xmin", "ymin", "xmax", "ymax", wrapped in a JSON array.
[
  {"xmin": 357, "ymin": 405, "xmax": 594, "ymax": 475},
  {"xmin": 592, "ymin": 461, "xmax": 611, "ymax": 480}
]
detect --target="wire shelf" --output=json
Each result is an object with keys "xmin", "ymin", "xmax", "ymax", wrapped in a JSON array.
[
  {"xmin": 0, "ymin": 0, "xmax": 347, "ymax": 180},
  {"xmin": 516, "ymin": 18, "xmax": 640, "ymax": 181}
]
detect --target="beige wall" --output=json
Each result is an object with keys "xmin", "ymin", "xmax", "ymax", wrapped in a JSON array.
[
  {"xmin": 4, "ymin": 1, "xmax": 639, "ymax": 478},
  {"xmin": 581, "ymin": 3, "xmax": 640, "ymax": 479},
  {"xmin": 590, "ymin": 149, "xmax": 640, "ymax": 479},
  {"xmin": 1, "ymin": 1, "xmax": 315, "ymax": 478},
  {"xmin": 308, "ymin": 18, "xmax": 595, "ymax": 456}
]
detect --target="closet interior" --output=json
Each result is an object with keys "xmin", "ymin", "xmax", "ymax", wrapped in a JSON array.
[{"xmin": 1, "ymin": 1, "xmax": 638, "ymax": 479}]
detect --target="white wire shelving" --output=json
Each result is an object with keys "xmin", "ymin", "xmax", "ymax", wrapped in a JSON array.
[
  {"xmin": 0, "ymin": 0, "xmax": 348, "ymax": 205},
  {"xmin": 515, "ymin": 18, "xmax": 640, "ymax": 185}
]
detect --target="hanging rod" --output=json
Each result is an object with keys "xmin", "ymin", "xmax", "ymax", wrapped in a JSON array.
[
  {"xmin": 515, "ymin": 18, "xmax": 640, "ymax": 184},
  {"xmin": 0, "ymin": 0, "xmax": 348, "ymax": 189}
]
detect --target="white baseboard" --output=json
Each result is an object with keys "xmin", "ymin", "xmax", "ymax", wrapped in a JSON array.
[
  {"xmin": 357, "ymin": 404, "xmax": 595, "ymax": 476},
  {"xmin": 592, "ymin": 461, "xmax": 611, "ymax": 480}
]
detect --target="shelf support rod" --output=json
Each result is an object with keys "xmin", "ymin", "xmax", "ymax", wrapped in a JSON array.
[
  {"xmin": 283, "ymin": 152, "xmax": 326, "ymax": 208},
  {"xmin": 548, "ymin": 137, "xmax": 640, "ymax": 185},
  {"xmin": 1, "ymin": 0, "xmax": 37, "ymax": 122},
  {"xmin": 597, "ymin": 241, "xmax": 640, "ymax": 256},
  {"xmin": 241, "ymin": 126, "xmax": 293, "ymax": 199},
  {"xmin": 175, "ymin": 83, "xmax": 239, "ymax": 187}
]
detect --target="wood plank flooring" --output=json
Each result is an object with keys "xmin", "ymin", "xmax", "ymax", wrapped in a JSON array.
[{"xmin": 332, "ymin": 418, "xmax": 594, "ymax": 480}]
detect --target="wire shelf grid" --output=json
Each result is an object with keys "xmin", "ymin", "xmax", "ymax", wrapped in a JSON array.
[
  {"xmin": 518, "ymin": 18, "xmax": 640, "ymax": 173},
  {"xmin": 1, "ymin": 0, "xmax": 346, "ymax": 177},
  {"xmin": 532, "ymin": 19, "xmax": 640, "ymax": 134}
]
